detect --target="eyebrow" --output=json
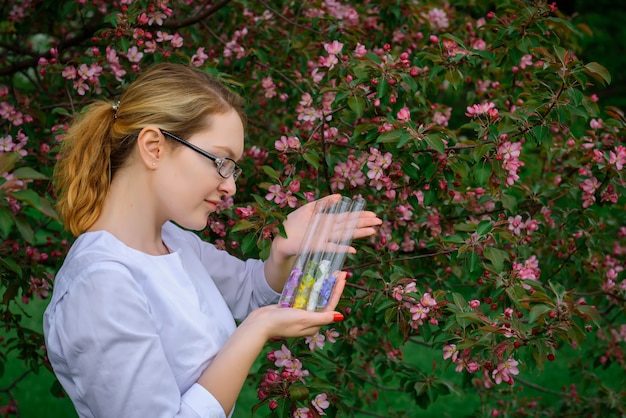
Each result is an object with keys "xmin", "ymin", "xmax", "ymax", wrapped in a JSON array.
[{"xmin": 210, "ymin": 145, "xmax": 241, "ymax": 161}]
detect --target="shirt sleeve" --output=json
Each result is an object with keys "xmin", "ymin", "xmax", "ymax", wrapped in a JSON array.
[
  {"xmin": 176, "ymin": 227, "xmax": 280, "ymax": 320},
  {"xmin": 44, "ymin": 262, "xmax": 227, "ymax": 418}
]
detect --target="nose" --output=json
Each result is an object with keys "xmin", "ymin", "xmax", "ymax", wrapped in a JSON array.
[{"xmin": 218, "ymin": 175, "xmax": 237, "ymax": 196}]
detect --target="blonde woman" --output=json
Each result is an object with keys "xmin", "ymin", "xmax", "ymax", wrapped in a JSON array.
[{"xmin": 44, "ymin": 63, "xmax": 381, "ymax": 418}]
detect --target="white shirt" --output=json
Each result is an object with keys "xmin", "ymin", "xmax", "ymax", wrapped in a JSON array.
[{"xmin": 43, "ymin": 222, "xmax": 280, "ymax": 418}]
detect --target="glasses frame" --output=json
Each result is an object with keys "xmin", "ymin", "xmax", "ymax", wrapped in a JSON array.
[{"xmin": 160, "ymin": 129, "xmax": 242, "ymax": 182}]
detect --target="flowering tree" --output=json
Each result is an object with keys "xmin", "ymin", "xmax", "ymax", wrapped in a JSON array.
[{"xmin": 1, "ymin": 0, "xmax": 625, "ymax": 417}]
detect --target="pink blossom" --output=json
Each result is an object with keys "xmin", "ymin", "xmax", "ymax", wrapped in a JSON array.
[
  {"xmin": 170, "ymin": 33, "xmax": 183, "ymax": 48},
  {"xmin": 261, "ymin": 77, "xmax": 277, "ymax": 98},
  {"xmin": 354, "ymin": 43, "xmax": 367, "ymax": 57},
  {"xmin": 305, "ymin": 333, "xmax": 326, "ymax": 351},
  {"xmin": 508, "ymin": 215, "xmax": 526, "ymax": 236},
  {"xmin": 410, "ymin": 303, "xmax": 429, "ymax": 322},
  {"xmin": 465, "ymin": 101, "xmax": 497, "ymax": 117},
  {"xmin": 609, "ymin": 145, "xmax": 626, "ymax": 170},
  {"xmin": 265, "ymin": 184, "xmax": 283, "ymax": 202},
  {"xmin": 492, "ymin": 357, "xmax": 519, "ymax": 385},
  {"xmin": 191, "ymin": 47, "xmax": 208, "ymax": 67},
  {"xmin": 443, "ymin": 344, "xmax": 458, "ymax": 362},
  {"xmin": 272, "ymin": 344, "xmax": 292, "ymax": 367},
  {"xmin": 589, "ymin": 118, "xmax": 604, "ymax": 129},
  {"xmin": 525, "ymin": 219, "xmax": 539, "ymax": 234},
  {"xmin": 469, "ymin": 299, "xmax": 481, "ymax": 309},
  {"xmin": 324, "ymin": 40, "xmax": 344, "ymax": 55},
  {"xmin": 519, "ymin": 54, "xmax": 533, "ymax": 69},
  {"xmin": 156, "ymin": 31, "xmax": 173, "ymax": 43},
  {"xmin": 426, "ymin": 8, "xmax": 449, "ymax": 30},
  {"xmin": 466, "ymin": 362, "xmax": 480, "ymax": 373},
  {"xmin": 312, "ymin": 393, "xmax": 330, "ymax": 415},
  {"xmin": 471, "ymin": 38, "xmax": 487, "ymax": 50},
  {"xmin": 234, "ymin": 205, "xmax": 255, "ymax": 219},
  {"xmin": 293, "ymin": 407, "xmax": 311, "ymax": 418},
  {"xmin": 126, "ymin": 46, "xmax": 143, "ymax": 63},
  {"xmin": 420, "ymin": 293, "xmax": 437, "ymax": 307},
  {"xmin": 325, "ymin": 328, "xmax": 339, "ymax": 343},
  {"xmin": 319, "ymin": 54, "xmax": 338, "ymax": 68},
  {"xmin": 148, "ymin": 11, "xmax": 167, "ymax": 25},
  {"xmin": 397, "ymin": 106, "xmax": 411, "ymax": 123},
  {"xmin": 61, "ymin": 66, "xmax": 77, "ymax": 80},
  {"xmin": 73, "ymin": 79, "xmax": 89, "ymax": 95},
  {"xmin": 580, "ymin": 177, "xmax": 600, "ymax": 195}
]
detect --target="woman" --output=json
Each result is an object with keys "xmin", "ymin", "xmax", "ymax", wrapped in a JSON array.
[{"xmin": 43, "ymin": 63, "xmax": 381, "ymax": 418}]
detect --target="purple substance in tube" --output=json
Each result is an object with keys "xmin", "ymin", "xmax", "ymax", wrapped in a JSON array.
[
  {"xmin": 279, "ymin": 267, "xmax": 303, "ymax": 307},
  {"xmin": 316, "ymin": 276, "xmax": 337, "ymax": 310}
]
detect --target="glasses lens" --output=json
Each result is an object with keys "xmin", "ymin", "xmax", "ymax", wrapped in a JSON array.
[{"xmin": 219, "ymin": 159, "xmax": 239, "ymax": 180}]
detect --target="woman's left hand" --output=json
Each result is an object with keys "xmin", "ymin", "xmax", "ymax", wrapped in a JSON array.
[{"xmin": 272, "ymin": 194, "xmax": 382, "ymax": 259}]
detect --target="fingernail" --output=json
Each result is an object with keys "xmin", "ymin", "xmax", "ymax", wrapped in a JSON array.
[{"xmin": 333, "ymin": 313, "xmax": 344, "ymax": 322}]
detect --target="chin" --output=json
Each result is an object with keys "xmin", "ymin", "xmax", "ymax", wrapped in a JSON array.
[{"xmin": 175, "ymin": 215, "xmax": 210, "ymax": 232}]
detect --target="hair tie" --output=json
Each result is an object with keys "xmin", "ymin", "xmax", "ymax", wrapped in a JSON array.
[{"xmin": 112, "ymin": 101, "xmax": 120, "ymax": 119}]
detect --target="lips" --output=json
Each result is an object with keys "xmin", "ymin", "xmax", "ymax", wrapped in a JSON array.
[{"xmin": 204, "ymin": 200, "xmax": 218, "ymax": 209}]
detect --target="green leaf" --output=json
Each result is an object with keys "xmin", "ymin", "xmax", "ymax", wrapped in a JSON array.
[
  {"xmin": 448, "ymin": 161, "xmax": 469, "ymax": 179},
  {"xmin": 473, "ymin": 161, "xmax": 492, "ymax": 185},
  {"xmin": 456, "ymin": 312, "xmax": 484, "ymax": 324},
  {"xmin": 531, "ymin": 124, "xmax": 549, "ymax": 144},
  {"xmin": 0, "ymin": 152, "xmax": 19, "ymax": 173},
  {"xmin": 577, "ymin": 305, "xmax": 601, "ymax": 327},
  {"xmin": 402, "ymin": 162, "xmax": 420, "ymax": 180},
  {"xmin": 376, "ymin": 77, "xmax": 388, "ymax": 98},
  {"xmin": 445, "ymin": 70, "xmax": 462, "ymax": 90},
  {"xmin": 253, "ymin": 48, "xmax": 268, "ymax": 63},
  {"xmin": 452, "ymin": 292, "xmax": 466, "ymax": 309},
  {"xmin": 528, "ymin": 304, "xmax": 552, "ymax": 323},
  {"xmin": 261, "ymin": 165, "xmax": 280, "ymax": 181},
  {"xmin": 377, "ymin": 129, "xmax": 403, "ymax": 144},
  {"xmin": 10, "ymin": 189, "xmax": 59, "ymax": 221},
  {"xmin": 347, "ymin": 96, "xmax": 366, "ymax": 117},
  {"xmin": 501, "ymin": 193, "xmax": 518, "ymax": 213},
  {"xmin": 476, "ymin": 220, "xmax": 493, "ymax": 236},
  {"xmin": 302, "ymin": 151, "xmax": 319, "ymax": 170},
  {"xmin": 231, "ymin": 219, "xmax": 254, "ymax": 232},
  {"xmin": 12, "ymin": 167, "xmax": 48, "ymax": 180},
  {"xmin": 0, "ymin": 207, "xmax": 12, "ymax": 238},
  {"xmin": 13, "ymin": 215, "xmax": 34, "ymax": 244},
  {"xmin": 0, "ymin": 256, "xmax": 22, "ymax": 278},
  {"xmin": 483, "ymin": 246, "xmax": 507, "ymax": 272},
  {"xmin": 424, "ymin": 134, "xmax": 445, "ymax": 154},
  {"xmin": 240, "ymin": 232, "xmax": 257, "ymax": 254},
  {"xmin": 584, "ymin": 62, "xmax": 611, "ymax": 86}
]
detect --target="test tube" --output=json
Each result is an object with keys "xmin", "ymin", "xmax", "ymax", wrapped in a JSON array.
[
  {"xmin": 292, "ymin": 198, "xmax": 344, "ymax": 309},
  {"xmin": 278, "ymin": 199, "xmax": 329, "ymax": 307},
  {"xmin": 306, "ymin": 197, "xmax": 353, "ymax": 311},
  {"xmin": 314, "ymin": 196, "xmax": 365, "ymax": 311}
]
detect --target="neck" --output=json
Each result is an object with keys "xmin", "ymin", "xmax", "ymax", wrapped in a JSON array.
[{"xmin": 88, "ymin": 168, "xmax": 169, "ymax": 256}]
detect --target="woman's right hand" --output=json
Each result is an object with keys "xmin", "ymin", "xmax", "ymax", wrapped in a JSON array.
[{"xmin": 244, "ymin": 271, "xmax": 347, "ymax": 340}]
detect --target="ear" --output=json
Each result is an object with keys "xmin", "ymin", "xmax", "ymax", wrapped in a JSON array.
[{"xmin": 136, "ymin": 126, "xmax": 165, "ymax": 169}]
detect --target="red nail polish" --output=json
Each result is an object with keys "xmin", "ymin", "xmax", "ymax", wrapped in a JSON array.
[{"xmin": 333, "ymin": 313, "xmax": 344, "ymax": 322}]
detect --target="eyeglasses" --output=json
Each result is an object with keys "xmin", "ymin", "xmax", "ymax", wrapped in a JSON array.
[{"xmin": 160, "ymin": 130, "xmax": 242, "ymax": 182}]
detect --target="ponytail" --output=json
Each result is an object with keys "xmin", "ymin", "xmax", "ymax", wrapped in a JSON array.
[{"xmin": 53, "ymin": 101, "xmax": 118, "ymax": 236}]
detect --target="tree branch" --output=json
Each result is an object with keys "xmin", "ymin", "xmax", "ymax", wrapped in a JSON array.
[{"xmin": 162, "ymin": 0, "xmax": 233, "ymax": 29}]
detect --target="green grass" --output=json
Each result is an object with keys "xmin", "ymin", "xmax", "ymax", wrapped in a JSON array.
[{"xmin": 2, "ymin": 298, "xmax": 77, "ymax": 417}]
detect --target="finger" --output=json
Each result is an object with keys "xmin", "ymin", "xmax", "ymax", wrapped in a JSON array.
[{"xmin": 356, "ymin": 211, "xmax": 383, "ymax": 227}]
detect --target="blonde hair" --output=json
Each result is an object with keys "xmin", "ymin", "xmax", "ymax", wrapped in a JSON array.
[{"xmin": 54, "ymin": 63, "xmax": 245, "ymax": 236}]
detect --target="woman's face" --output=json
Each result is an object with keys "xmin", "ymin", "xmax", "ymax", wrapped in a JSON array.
[{"xmin": 155, "ymin": 109, "xmax": 244, "ymax": 230}]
